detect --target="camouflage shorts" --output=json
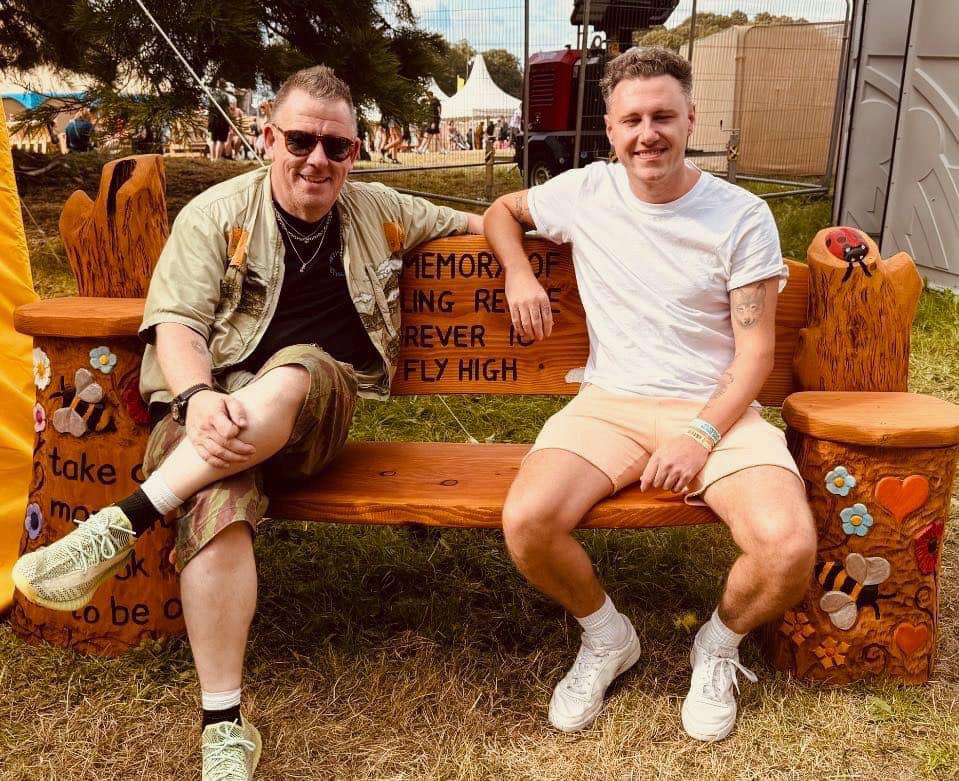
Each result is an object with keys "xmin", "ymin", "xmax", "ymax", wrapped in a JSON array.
[{"xmin": 143, "ymin": 344, "xmax": 358, "ymax": 570}]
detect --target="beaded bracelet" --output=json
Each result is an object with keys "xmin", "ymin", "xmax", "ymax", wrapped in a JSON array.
[{"xmin": 690, "ymin": 417, "xmax": 722, "ymax": 446}]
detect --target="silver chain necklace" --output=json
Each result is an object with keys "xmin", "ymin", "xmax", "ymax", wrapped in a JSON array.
[{"xmin": 274, "ymin": 207, "xmax": 333, "ymax": 273}]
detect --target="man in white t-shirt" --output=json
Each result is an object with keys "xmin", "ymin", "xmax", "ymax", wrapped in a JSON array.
[{"xmin": 484, "ymin": 46, "xmax": 815, "ymax": 742}]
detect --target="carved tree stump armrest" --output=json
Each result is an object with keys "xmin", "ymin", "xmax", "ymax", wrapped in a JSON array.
[
  {"xmin": 782, "ymin": 391, "xmax": 959, "ymax": 449},
  {"xmin": 766, "ymin": 390, "xmax": 959, "ymax": 684},
  {"xmin": 14, "ymin": 297, "xmax": 145, "ymax": 339}
]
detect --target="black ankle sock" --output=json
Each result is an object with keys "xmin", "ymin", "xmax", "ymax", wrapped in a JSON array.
[
  {"xmin": 202, "ymin": 705, "xmax": 242, "ymax": 728},
  {"xmin": 117, "ymin": 489, "xmax": 162, "ymax": 535}
]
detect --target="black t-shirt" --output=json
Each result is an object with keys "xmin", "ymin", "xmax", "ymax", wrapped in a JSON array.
[{"xmin": 233, "ymin": 201, "xmax": 382, "ymax": 376}]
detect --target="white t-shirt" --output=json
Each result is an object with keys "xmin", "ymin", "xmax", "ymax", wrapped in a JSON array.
[{"xmin": 527, "ymin": 161, "xmax": 787, "ymax": 401}]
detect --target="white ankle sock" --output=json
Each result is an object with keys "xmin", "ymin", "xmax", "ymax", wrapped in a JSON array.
[
  {"xmin": 576, "ymin": 594, "xmax": 630, "ymax": 648},
  {"xmin": 699, "ymin": 608, "xmax": 745, "ymax": 654},
  {"xmin": 201, "ymin": 687, "xmax": 242, "ymax": 711},
  {"xmin": 141, "ymin": 472, "xmax": 184, "ymax": 516}
]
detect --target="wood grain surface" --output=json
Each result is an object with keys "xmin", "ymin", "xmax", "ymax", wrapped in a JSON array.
[
  {"xmin": 794, "ymin": 227, "xmax": 922, "ymax": 393},
  {"xmin": 11, "ymin": 337, "xmax": 183, "ymax": 655},
  {"xmin": 14, "ymin": 298, "xmax": 145, "ymax": 338},
  {"xmin": 763, "ymin": 434, "xmax": 957, "ymax": 684},
  {"xmin": 268, "ymin": 442, "xmax": 718, "ymax": 528},
  {"xmin": 783, "ymin": 392, "xmax": 959, "ymax": 448},
  {"xmin": 59, "ymin": 155, "xmax": 169, "ymax": 298}
]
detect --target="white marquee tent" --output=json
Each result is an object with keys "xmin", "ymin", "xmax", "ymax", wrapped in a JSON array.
[{"xmin": 440, "ymin": 53, "xmax": 519, "ymax": 121}]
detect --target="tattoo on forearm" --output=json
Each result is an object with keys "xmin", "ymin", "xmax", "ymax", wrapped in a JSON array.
[
  {"xmin": 710, "ymin": 370, "xmax": 734, "ymax": 400},
  {"xmin": 731, "ymin": 283, "xmax": 767, "ymax": 328}
]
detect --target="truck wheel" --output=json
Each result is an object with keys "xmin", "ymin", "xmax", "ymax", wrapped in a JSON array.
[{"xmin": 529, "ymin": 154, "xmax": 561, "ymax": 186}]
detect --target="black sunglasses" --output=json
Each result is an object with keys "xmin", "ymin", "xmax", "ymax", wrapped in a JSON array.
[{"xmin": 272, "ymin": 125, "xmax": 355, "ymax": 161}]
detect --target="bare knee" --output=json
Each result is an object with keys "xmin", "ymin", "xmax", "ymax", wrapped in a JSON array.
[
  {"xmin": 501, "ymin": 494, "xmax": 567, "ymax": 560},
  {"xmin": 184, "ymin": 521, "xmax": 254, "ymax": 576},
  {"xmin": 750, "ymin": 510, "xmax": 817, "ymax": 592}
]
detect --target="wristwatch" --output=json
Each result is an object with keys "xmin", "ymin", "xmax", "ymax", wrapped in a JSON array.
[{"xmin": 170, "ymin": 383, "xmax": 213, "ymax": 425}]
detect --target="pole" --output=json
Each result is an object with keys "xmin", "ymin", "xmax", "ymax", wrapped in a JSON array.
[
  {"xmin": 485, "ymin": 136, "xmax": 495, "ymax": 202},
  {"xmin": 523, "ymin": 0, "xmax": 530, "ymax": 188},
  {"xmin": 686, "ymin": 0, "xmax": 698, "ymax": 62},
  {"xmin": 573, "ymin": 0, "xmax": 592, "ymax": 170}
]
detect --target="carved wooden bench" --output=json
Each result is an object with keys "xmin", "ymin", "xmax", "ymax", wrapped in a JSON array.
[{"xmin": 12, "ymin": 155, "xmax": 959, "ymax": 687}]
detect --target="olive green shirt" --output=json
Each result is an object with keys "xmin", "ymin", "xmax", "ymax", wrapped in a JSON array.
[{"xmin": 139, "ymin": 165, "xmax": 468, "ymax": 405}]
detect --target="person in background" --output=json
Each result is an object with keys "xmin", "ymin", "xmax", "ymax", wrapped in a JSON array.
[
  {"xmin": 254, "ymin": 100, "xmax": 272, "ymax": 158},
  {"xmin": 64, "ymin": 109, "xmax": 95, "ymax": 152},
  {"xmin": 208, "ymin": 82, "xmax": 233, "ymax": 161}
]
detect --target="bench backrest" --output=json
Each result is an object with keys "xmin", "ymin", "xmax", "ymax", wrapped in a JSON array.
[{"xmin": 395, "ymin": 236, "xmax": 809, "ymax": 407}]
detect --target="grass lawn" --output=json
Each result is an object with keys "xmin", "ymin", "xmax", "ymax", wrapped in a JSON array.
[{"xmin": 3, "ymin": 152, "xmax": 958, "ymax": 780}]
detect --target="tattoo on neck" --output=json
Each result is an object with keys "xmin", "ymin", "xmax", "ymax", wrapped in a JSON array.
[{"xmin": 731, "ymin": 284, "xmax": 767, "ymax": 328}]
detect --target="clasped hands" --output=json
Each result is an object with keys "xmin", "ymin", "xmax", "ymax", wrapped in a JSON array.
[{"xmin": 185, "ymin": 390, "xmax": 255, "ymax": 469}]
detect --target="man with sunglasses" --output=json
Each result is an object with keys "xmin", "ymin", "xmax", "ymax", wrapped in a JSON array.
[{"xmin": 13, "ymin": 65, "xmax": 482, "ymax": 780}]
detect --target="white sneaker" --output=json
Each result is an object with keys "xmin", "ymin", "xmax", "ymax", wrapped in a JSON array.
[
  {"xmin": 681, "ymin": 627, "xmax": 758, "ymax": 741},
  {"xmin": 548, "ymin": 616, "xmax": 641, "ymax": 732}
]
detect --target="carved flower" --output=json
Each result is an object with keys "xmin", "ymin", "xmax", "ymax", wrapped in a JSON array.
[
  {"xmin": 33, "ymin": 402, "xmax": 46, "ymax": 432},
  {"xmin": 121, "ymin": 383, "xmax": 150, "ymax": 427},
  {"xmin": 841, "ymin": 503, "xmax": 874, "ymax": 537},
  {"xmin": 825, "ymin": 466, "xmax": 857, "ymax": 496},
  {"xmin": 89, "ymin": 346, "xmax": 118, "ymax": 375},
  {"xmin": 914, "ymin": 522, "xmax": 944, "ymax": 576},
  {"xmin": 813, "ymin": 636, "xmax": 850, "ymax": 669},
  {"xmin": 32, "ymin": 347, "xmax": 51, "ymax": 390},
  {"xmin": 24, "ymin": 502, "xmax": 43, "ymax": 540},
  {"xmin": 779, "ymin": 609, "xmax": 815, "ymax": 646}
]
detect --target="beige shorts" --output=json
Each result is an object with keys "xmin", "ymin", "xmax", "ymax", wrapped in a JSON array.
[{"xmin": 527, "ymin": 384, "xmax": 801, "ymax": 501}]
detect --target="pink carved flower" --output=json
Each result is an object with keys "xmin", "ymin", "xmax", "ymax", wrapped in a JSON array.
[{"xmin": 33, "ymin": 402, "xmax": 46, "ymax": 432}]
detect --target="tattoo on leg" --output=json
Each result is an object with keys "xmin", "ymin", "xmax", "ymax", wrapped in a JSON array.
[{"xmin": 731, "ymin": 283, "xmax": 767, "ymax": 328}]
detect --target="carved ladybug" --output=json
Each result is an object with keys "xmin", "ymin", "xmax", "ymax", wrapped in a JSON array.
[{"xmin": 825, "ymin": 227, "xmax": 871, "ymax": 282}]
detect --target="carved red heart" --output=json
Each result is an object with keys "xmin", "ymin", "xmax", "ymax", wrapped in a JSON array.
[
  {"xmin": 894, "ymin": 623, "xmax": 929, "ymax": 656},
  {"xmin": 875, "ymin": 475, "xmax": 929, "ymax": 522}
]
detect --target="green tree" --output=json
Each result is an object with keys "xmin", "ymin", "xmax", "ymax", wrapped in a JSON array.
[
  {"xmin": 0, "ymin": 0, "xmax": 447, "ymax": 142},
  {"xmin": 635, "ymin": 9, "xmax": 805, "ymax": 52},
  {"xmin": 483, "ymin": 48, "xmax": 523, "ymax": 99},
  {"xmin": 433, "ymin": 39, "xmax": 475, "ymax": 96}
]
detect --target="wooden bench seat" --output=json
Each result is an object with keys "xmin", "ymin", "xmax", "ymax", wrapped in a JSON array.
[{"xmin": 269, "ymin": 441, "xmax": 713, "ymax": 529}]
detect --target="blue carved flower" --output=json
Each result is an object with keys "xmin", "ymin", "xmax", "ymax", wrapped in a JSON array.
[
  {"xmin": 841, "ymin": 503, "xmax": 873, "ymax": 537},
  {"xmin": 89, "ymin": 346, "xmax": 118, "ymax": 375},
  {"xmin": 825, "ymin": 465, "xmax": 857, "ymax": 496},
  {"xmin": 25, "ymin": 502, "xmax": 43, "ymax": 540}
]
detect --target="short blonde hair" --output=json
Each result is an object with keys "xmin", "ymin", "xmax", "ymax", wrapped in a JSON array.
[
  {"xmin": 273, "ymin": 65, "xmax": 356, "ymax": 131},
  {"xmin": 600, "ymin": 46, "xmax": 693, "ymax": 105}
]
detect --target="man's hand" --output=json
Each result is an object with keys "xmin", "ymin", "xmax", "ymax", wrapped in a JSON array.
[
  {"xmin": 185, "ymin": 390, "xmax": 255, "ymax": 469},
  {"xmin": 640, "ymin": 435, "xmax": 710, "ymax": 493},
  {"xmin": 505, "ymin": 267, "xmax": 553, "ymax": 341}
]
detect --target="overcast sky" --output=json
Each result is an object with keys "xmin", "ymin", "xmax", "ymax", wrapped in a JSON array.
[{"xmin": 406, "ymin": 0, "xmax": 849, "ymax": 57}]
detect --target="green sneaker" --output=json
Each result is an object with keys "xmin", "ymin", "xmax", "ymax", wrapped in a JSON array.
[
  {"xmin": 12, "ymin": 506, "xmax": 135, "ymax": 611},
  {"xmin": 202, "ymin": 719, "xmax": 262, "ymax": 781}
]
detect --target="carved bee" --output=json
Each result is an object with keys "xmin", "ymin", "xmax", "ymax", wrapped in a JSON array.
[
  {"xmin": 816, "ymin": 552, "xmax": 893, "ymax": 630},
  {"xmin": 51, "ymin": 368, "xmax": 116, "ymax": 437}
]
